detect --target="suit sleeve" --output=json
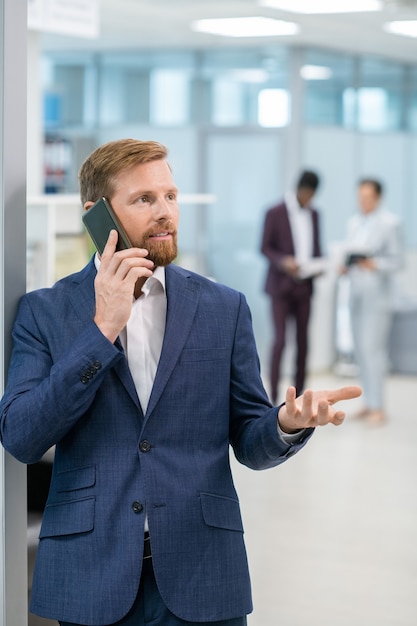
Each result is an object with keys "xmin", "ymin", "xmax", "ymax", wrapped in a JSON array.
[
  {"xmin": 373, "ymin": 216, "xmax": 403, "ymax": 273},
  {"xmin": 261, "ymin": 208, "xmax": 286, "ymax": 270},
  {"xmin": 0, "ymin": 294, "xmax": 124, "ymax": 464},
  {"xmin": 228, "ymin": 293, "xmax": 313, "ymax": 470}
]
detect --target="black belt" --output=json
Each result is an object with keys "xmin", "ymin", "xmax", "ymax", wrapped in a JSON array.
[{"xmin": 143, "ymin": 531, "xmax": 152, "ymax": 560}]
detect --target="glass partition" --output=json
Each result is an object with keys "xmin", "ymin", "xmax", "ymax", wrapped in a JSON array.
[
  {"xmin": 303, "ymin": 48, "xmax": 356, "ymax": 127},
  {"xmin": 407, "ymin": 67, "xmax": 417, "ymax": 132},
  {"xmin": 358, "ymin": 57, "xmax": 406, "ymax": 131}
]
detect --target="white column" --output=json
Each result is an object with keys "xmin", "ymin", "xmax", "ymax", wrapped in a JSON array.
[
  {"xmin": 0, "ymin": 0, "xmax": 28, "ymax": 624},
  {"xmin": 27, "ymin": 29, "xmax": 43, "ymax": 196},
  {"xmin": 284, "ymin": 46, "xmax": 305, "ymax": 190}
]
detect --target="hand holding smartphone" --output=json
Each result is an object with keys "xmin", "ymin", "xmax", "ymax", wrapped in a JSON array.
[
  {"xmin": 345, "ymin": 253, "xmax": 369, "ymax": 266},
  {"xmin": 82, "ymin": 197, "xmax": 132, "ymax": 255}
]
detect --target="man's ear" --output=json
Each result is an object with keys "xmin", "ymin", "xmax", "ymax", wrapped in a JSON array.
[{"xmin": 84, "ymin": 201, "xmax": 94, "ymax": 212}]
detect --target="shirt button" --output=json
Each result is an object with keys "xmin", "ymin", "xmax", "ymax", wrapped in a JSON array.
[
  {"xmin": 139, "ymin": 440, "xmax": 151, "ymax": 453},
  {"xmin": 132, "ymin": 501, "xmax": 143, "ymax": 514}
]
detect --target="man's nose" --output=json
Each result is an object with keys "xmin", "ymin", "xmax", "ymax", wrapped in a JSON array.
[{"xmin": 152, "ymin": 197, "xmax": 173, "ymax": 219}]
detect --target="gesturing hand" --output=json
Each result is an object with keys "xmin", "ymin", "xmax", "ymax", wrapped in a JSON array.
[{"xmin": 278, "ymin": 385, "xmax": 362, "ymax": 434}]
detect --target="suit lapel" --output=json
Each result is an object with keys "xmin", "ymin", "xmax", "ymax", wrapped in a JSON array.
[
  {"xmin": 145, "ymin": 265, "xmax": 201, "ymax": 418},
  {"xmin": 112, "ymin": 340, "xmax": 143, "ymax": 413},
  {"xmin": 67, "ymin": 259, "xmax": 142, "ymax": 412},
  {"xmin": 283, "ymin": 203, "xmax": 296, "ymax": 255},
  {"xmin": 66, "ymin": 261, "xmax": 201, "ymax": 418}
]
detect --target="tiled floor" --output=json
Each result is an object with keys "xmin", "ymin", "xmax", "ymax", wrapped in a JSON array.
[{"xmin": 28, "ymin": 371, "xmax": 417, "ymax": 626}]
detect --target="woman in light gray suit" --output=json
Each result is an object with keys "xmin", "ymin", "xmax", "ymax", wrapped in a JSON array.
[{"xmin": 342, "ymin": 179, "xmax": 403, "ymax": 425}]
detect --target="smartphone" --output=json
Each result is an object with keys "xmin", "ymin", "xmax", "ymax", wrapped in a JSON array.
[
  {"xmin": 82, "ymin": 197, "xmax": 132, "ymax": 255},
  {"xmin": 346, "ymin": 253, "xmax": 368, "ymax": 266}
]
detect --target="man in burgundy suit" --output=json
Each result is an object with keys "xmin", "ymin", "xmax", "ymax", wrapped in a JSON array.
[{"xmin": 261, "ymin": 171, "xmax": 322, "ymax": 404}]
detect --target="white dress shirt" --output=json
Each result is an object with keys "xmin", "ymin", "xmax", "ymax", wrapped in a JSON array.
[
  {"xmin": 94, "ymin": 255, "xmax": 166, "ymax": 415},
  {"xmin": 123, "ymin": 267, "xmax": 166, "ymax": 413},
  {"xmin": 285, "ymin": 191, "xmax": 314, "ymax": 264}
]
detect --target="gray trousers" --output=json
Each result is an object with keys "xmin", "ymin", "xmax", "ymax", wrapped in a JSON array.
[{"xmin": 349, "ymin": 271, "xmax": 392, "ymax": 410}]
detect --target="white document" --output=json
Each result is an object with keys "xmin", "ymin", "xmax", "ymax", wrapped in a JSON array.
[{"xmin": 298, "ymin": 257, "xmax": 329, "ymax": 279}]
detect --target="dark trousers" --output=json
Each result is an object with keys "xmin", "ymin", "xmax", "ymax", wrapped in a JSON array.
[
  {"xmin": 60, "ymin": 558, "xmax": 247, "ymax": 626},
  {"xmin": 269, "ymin": 284, "xmax": 312, "ymax": 403}
]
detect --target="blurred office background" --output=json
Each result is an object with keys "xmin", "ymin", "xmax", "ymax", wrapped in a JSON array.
[
  {"xmin": 26, "ymin": 0, "xmax": 417, "ymax": 376},
  {"xmin": 3, "ymin": 1, "xmax": 417, "ymax": 624}
]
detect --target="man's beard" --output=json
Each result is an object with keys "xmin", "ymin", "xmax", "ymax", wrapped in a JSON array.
[{"xmin": 134, "ymin": 225, "xmax": 178, "ymax": 267}]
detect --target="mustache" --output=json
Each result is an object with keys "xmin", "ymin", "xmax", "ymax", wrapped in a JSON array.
[{"xmin": 144, "ymin": 222, "xmax": 177, "ymax": 238}]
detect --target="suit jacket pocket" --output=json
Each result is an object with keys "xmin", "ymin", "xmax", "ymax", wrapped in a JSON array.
[
  {"xmin": 55, "ymin": 465, "xmax": 96, "ymax": 492},
  {"xmin": 179, "ymin": 348, "xmax": 227, "ymax": 363},
  {"xmin": 39, "ymin": 496, "xmax": 95, "ymax": 538},
  {"xmin": 200, "ymin": 492, "xmax": 244, "ymax": 532}
]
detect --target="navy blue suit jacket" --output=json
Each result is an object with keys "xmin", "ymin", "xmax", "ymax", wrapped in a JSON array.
[{"xmin": 0, "ymin": 259, "xmax": 313, "ymax": 625}]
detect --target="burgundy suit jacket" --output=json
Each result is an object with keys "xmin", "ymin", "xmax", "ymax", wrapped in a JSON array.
[{"xmin": 261, "ymin": 199, "xmax": 321, "ymax": 298}]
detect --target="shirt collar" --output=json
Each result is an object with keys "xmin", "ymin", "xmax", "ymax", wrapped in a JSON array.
[{"xmin": 143, "ymin": 265, "xmax": 166, "ymax": 296}]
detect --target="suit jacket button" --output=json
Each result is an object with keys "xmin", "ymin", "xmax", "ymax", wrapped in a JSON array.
[
  {"xmin": 132, "ymin": 501, "xmax": 143, "ymax": 514},
  {"xmin": 80, "ymin": 375, "xmax": 88, "ymax": 384},
  {"xmin": 139, "ymin": 440, "xmax": 151, "ymax": 453}
]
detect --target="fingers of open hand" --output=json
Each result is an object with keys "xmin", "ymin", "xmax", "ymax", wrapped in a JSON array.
[
  {"xmin": 300, "ymin": 389, "xmax": 313, "ymax": 418},
  {"xmin": 315, "ymin": 396, "xmax": 348, "ymax": 426},
  {"xmin": 283, "ymin": 385, "xmax": 360, "ymax": 429},
  {"xmin": 302, "ymin": 390, "xmax": 333, "ymax": 426},
  {"xmin": 323, "ymin": 385, "xmax": 362, "ymax": 426},
  {"xmin": 332, "ymin": 411, "xmax": 346, "ymax": 426},
  {"xmin": 285, "ymin": 385, "xmax": 297, "ymax": 410},
  {"xmin": 327, "ymin": 385, "xmax": 362, "ymax": 404},
  {"xmin": 315, "ymin": 398, "xmax": 336, "ymax": 426},
  {"xmin": 304, "ymin": 390, "xmax": 347, "ymax": 427}
]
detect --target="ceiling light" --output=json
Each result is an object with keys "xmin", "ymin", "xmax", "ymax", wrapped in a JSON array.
[
  {"xmin": 259, "ymin": 0, "xmax": 382, "ymax": 13},
  {"xmin": 300, "ymin": 65, "xmax": 333, "ymax": 80},
  {"xmin": 191, "ymin": 17, "xmax": 299, "ymax": 38},
  {"xmin": 384, "ymin": 20, "xmax": 417, "ymax": 37},
  {"xmin": 229, "ymin": 69, "xmax": 270, "ymax": 83}
]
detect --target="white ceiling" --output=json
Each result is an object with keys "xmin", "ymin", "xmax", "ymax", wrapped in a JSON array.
[{"xmin": 41, "ymin": 0, "xmax": 417, "ymax": 64}]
